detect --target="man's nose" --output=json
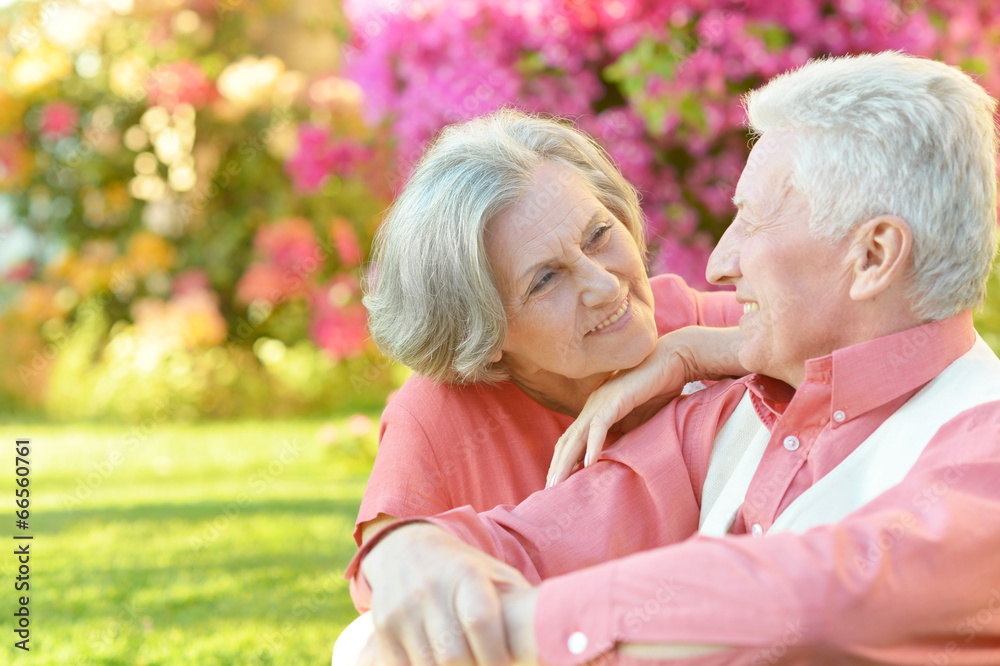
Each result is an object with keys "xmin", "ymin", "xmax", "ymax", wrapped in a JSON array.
[{"xmin": 706, "ymin": 222, "xmax": 741, "ymax": 286}]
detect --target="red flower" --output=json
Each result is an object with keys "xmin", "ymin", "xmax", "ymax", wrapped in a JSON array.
[{"xmin": 38, "ymin": 101, "xmax": 79, "ymax": 140}]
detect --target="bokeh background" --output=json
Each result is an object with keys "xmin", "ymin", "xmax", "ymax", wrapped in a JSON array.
[{"xmin": 2, "ymin": 0, "xmax": 999, "ymax": 663}]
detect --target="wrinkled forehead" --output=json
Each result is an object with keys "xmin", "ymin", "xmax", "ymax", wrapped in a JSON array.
[
  {"xmin": 484, "ymin": 161, "xmax": 607, "ymax": 292},
  {"xmin": 733, "ymin": 131, "xmax": 802, "ymax": 213}
]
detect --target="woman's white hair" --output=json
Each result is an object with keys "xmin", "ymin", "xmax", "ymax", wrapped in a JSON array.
[
  {"xmin": 745, "ymin": 51, "xmax": 999, "ymax": 321},
  {"xmin": 363, "ymin": 108, "xmax": 645, "ymax": 384}
]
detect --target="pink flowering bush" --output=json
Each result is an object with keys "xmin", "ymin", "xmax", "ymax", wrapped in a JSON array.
[{"xmin": 322, "ymin": 0, "xmax": 1000, "ymax": 288}]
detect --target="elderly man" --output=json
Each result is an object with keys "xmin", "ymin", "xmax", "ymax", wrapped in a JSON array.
[{"xmin": 346, "ymin": 51, "xmax": 1000, "ymax": 665}]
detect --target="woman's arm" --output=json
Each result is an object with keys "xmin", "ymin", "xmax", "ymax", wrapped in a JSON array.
[{"xmin": 547, "ymin": 325, "xmax": 745, "ymax": 486}]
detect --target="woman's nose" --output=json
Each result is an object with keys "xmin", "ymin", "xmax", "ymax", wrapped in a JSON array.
[{"xmin": 579, "ymin": 259, "xmax": 620, "ymax": 308}]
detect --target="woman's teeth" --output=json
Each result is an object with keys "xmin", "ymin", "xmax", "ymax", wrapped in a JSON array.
[
  {"xmin": 591, "ymin": 297, "xmax": 629, "ymax": 333},
  {"xmin": 743, "ymin": 302, "xmax": 760, "ymax": 314}
]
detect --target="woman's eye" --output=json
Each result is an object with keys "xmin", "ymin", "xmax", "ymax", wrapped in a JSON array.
[
  {"xmin": 588, "ymin": 224, "xmax": 612, "ymax": 248},
  {"xmin": 530, "ymin": 271, "xmax": 553, "ymax": 295}
]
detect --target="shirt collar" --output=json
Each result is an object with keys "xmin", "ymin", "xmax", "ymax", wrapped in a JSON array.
[
  {"xmin": 745, "ymin": 310, "xmax": 976, "ymax": 425},
  {"xmin": 823, "ymin": 310, "xmax": 976, "ymax": 422}
]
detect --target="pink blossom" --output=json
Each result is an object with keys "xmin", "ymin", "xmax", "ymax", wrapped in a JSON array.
[
  {"xmin": 235, "ymin": 263, "xmax": 295, "ymax": 305},
  {"xmin": 309, "ymin": 280, "xmax": 368, "ymax": 360},
  {"xmin": 38, "ymin": 101, "xmax": 79, "ymax": 140},
  {"xmin": 331, "ymin": 217, "xmax": 364, "ymax": 267},
  {"xmin": 286, "ymin": 124, "xmax": 373, "ymax": 193},
  {"xmin": 254, "ymin": 217, "xmax": 323, "ymax": 276},
  {"xmin": 172, "ymin": 268, "xmax": 212, "ymax": 297},
  {"xmin": 146, "ymin": 61, "xmax": 215, "ymax": 111}
]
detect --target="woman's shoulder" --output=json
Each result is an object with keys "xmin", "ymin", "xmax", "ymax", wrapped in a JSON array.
[{"xmin": 385, "ymin": 373, "xmax": 535, "ymax": 425}]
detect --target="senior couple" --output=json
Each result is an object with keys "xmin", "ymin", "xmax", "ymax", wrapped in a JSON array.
[{"xmin": 340, "ymin": 50, "xmax": 1000, "ymax": 665}]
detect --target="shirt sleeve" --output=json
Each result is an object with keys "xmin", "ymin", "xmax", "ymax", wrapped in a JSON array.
[
  {"xmin": 649, "ymin": 274, "xmax": 743, "ymax": 333},
  {"xmin": 354, "ymin": 400, "xmax": 453, "ymax": 546},
  {"xmin": 411, "ymin": 385, "xmax": 743, "ymax": 584},
  {"xmin": 533, "ymin": 403, "xmax": 1000, "ymax": 665}
]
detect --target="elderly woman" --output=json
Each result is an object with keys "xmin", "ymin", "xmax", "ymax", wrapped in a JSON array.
[{"xmin": 354, "ymin": 109, "xmax": 742, "ymax": 551}]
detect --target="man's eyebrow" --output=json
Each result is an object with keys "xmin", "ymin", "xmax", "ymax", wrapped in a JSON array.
[{"xmin": 732, "ymin": 194, "xmax": 747, "ymax": 209}]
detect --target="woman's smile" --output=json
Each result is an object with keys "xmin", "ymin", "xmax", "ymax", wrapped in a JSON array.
[{"xmin": 587, "ymin": 295, "xmax": 630, "ymax": 335}]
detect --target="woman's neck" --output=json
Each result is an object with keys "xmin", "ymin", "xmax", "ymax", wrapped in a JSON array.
[{"xmin": 506, "ymin": 368, "xmax": 613, "ymax": 418}]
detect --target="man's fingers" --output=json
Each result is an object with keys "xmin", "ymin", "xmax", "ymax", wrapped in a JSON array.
[{"xmin": 455, "ymin": 579, "xmax": 511, "ymax": 666}]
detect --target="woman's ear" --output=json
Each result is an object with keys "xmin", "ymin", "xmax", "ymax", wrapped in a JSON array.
[{"xmin": 848, "ymin": 215, "xmax": 912, "ymax": 302}]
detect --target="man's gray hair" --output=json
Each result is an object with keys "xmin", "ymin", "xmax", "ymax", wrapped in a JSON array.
[
  {"xmin": 745, "ymin": 51, "xmax": 999, "ymax": 321},
  {"xmin": 363, "ymin": 108, "xmax": 645, "ymax": 384}
]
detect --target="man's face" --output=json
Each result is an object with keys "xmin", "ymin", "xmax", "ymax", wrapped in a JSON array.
[{"xmin": 706, "ymin": 131, "xmax": 853, "ymax": 387}]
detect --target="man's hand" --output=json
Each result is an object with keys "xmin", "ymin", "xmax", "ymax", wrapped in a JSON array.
[
  {"xmin": 547, "ymin": 326, "xmax": 744, "ymax": 487},
  {"xmin": 360, "ymin": 522, "xmax": 534, "ymax": 666}
]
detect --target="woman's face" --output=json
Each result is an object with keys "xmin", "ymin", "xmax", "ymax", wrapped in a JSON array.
[{"xmin": 486, "ymin": 160, "xmax": 657, "ymax": 383}]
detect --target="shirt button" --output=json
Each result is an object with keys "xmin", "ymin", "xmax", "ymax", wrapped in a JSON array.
[
  {"xmin": 751, "ymin": 523, "xmax": 764, "ymax": 537},
  {"xmin": 568, "ymin": 631, "xmax": 588, "ymax": 655},
  {"xmin": 783, "ymin": 435, "xmax": 800, "ymax": 451},
  {"xmin": 833, "ymin": 410, "xmax": 846, "ymax": 423}
]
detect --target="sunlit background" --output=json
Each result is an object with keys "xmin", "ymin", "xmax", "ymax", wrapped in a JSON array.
[{"xmin": 2, "ymin": 0, "xmax": 1000, "ymax": 663}]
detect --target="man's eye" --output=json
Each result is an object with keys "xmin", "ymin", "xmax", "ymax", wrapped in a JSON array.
[{"xmin": 530, "ymin": 272, "xmax": 553, "ymax": 295}]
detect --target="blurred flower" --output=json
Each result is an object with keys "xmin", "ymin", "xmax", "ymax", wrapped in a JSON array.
[
  {"xmin": 236, "ymin": 263, "xmax": 295, "ymax": 305},
  {"xmin": 124, "ymin": 230, "xmax": 177, "ymax": 278},
  {"xmin": 8, "ymin": 43, "xmax": 73, "ymax": 95},
  {"xmin": 330, "ymin": 217, "xmax": 363, "ymax": 266},
  {"xmin": 254, "ymin": 217, "xmax": 323, "ymax": 275},
  {"xmin": 217, "ymin": 55, "xmax": 286, "ymax": 110},
  {"xmin": 38, "ymin": 101, "xmax": 80, "ymax": 140},
  {"xmin": 236, "ymin": 218, "xmax": 325, "ymax": 304},
  {"xmin": 172, "ymin": 268, "xmax": 212, "ymax": 298},
  {"xmin": 0, "ymin": 134, "xmax": 33, "ymax": 190},
  {"xmin": 285, "ymin": 123, "xmax": 373, "ymax": 193},
  {"xmin": 347, "ymin": 413, "xmax": 373, "ymax": 437},
  {"xmin": 309, "ymin": 278, "xmax": 367, "ymax": 360},
  {"xmin": 132, "ymin": 289, "xmax": 227, "ymax": 351},
  {"xmin": 4, "ymin": 259, "xmax": 36, "ymax": 282},
  {"xmin": 146, "ymin": 61, "xmax": 215, "ymax": 111},
  {"xmin": 11, "ymin": 283, "xmax": 63, "ymax": 322}
]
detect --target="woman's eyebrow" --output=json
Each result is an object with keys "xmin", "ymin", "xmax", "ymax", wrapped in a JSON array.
[{"xmin": 515, "ymin": 209, "xmax": 609, "ymax": 286}]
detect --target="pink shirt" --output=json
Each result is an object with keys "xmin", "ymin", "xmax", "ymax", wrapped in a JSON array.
[
  {"xmin": 354, "ymin": 274, "xmax": 742, "ymax": 546},
  {"xmin": 353, "ymin": 311, "xmax": 1000, "ymax": 664}
]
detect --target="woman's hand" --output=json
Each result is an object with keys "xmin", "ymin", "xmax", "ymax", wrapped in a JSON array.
[
  {"xmin": 360, "ymin": 522, "xmax": 534, "ymax": 666},
  {"xmin": 546, "ymin": 326, "xmax": 744, "ymax": 487}
]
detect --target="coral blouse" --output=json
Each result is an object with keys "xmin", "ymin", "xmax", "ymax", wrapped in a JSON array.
[{"xmin": 353, "ymin": 274, "xmax": 741, "ymax": 545}]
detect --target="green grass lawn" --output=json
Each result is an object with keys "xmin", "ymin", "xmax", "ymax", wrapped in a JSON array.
[{"xmin": 1, "ymin": 418, "xmax": 377, "ymax": 665}]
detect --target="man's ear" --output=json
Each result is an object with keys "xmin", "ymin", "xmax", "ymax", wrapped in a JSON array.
[{"xmin": 847, "ymin": 215, "xmax": 912, "ymax": 302}]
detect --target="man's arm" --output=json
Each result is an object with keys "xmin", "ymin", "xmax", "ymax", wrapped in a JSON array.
[{"xmin": 532, "ymin": 406, "xmax": 1000, "ymax": 665}]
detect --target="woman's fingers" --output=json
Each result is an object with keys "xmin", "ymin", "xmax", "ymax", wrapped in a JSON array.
[{"xmin": 547, "ymin": 427, "xmax": 585, "ymax": 487}]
